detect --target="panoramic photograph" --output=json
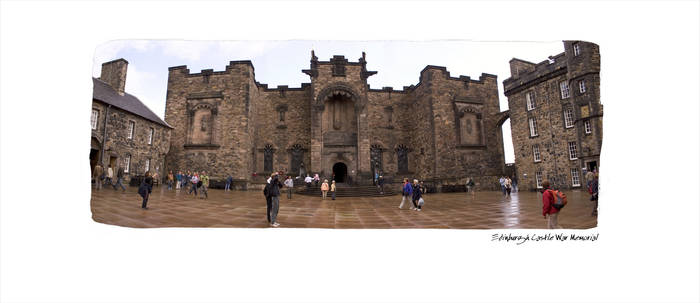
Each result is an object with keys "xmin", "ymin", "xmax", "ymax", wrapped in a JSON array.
[{"xmin": 89, "ymin": 40, "xmax": 602, "ymax": 229}]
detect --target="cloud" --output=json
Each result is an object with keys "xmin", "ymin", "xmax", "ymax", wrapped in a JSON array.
[
  {"xmin": 124, "ymin": 64, "xmax": 166, "ymax": 119},
  {"xmin": 92, "ymin": 40, "xmax": 153, "ymax": 77},
  {"xmin": 160, "ymin": 40, "xmax": 212, "ymax": 61}
]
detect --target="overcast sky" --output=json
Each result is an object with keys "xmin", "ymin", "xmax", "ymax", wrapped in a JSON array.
[{"xmin": 93, "ymin": 40, "xmax": 565, "ymax": 163}]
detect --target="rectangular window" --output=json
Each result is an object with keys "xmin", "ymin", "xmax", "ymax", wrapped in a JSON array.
[
  {"xmin": 91, "ymin": 109, "xmax": 99, "ymax": 130},
  {"xmin": 124, "ymin": 154, "xmax": 131, "ymax": 173},
  {"xmin": 568, "ymin": 141, "xmax": 578, "ymax": 160},
  {"xmin": 127, "ymin": 121, "xmax": 135, "ymax": 139},
  {"xmin": 148, "ymin": 128, "xmax": 154, "ymax": 145},
  {"xmin": 526, "ymin": 91, "xmax": 536, "ymax": 111},
  {"xmin": 536, "ymin": 171, "xmax": 543, "ymax": 189},
  {"xmin": 560, "ymin": 81, "xmax": 570, "ymax": 99},
  {"xmin": 533, "ymin": 145, "xmax": 541, "ymax": 162},
  {"xmin": 529, "ymin": 117, "xmax": 538, "ymax": 137},
  {"xmin": 145, "ymin": 159, "xmax": 150, "ymax": 172},
  {"xmin": 571, "ymin": 168, "xmax": 581, "ymax": 187},
  {"xmin": 573, "ymin": 43, "xmax": 581, "ymax": 56},
  {"xmin": 579, "ymin": 80, "xmax": 586, "ymax": 93},
  {"xmin": 584, "ymin": 120, "xmax": 592, "ymax": 134},
  {"xmin": 564, "ymin": 107, "xmax": 574, "ymax": 128}
]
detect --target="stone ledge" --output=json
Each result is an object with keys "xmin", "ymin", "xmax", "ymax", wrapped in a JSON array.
[{"xmin": 183, "ymin": 144, "xmax": 220, "ymax": 150}]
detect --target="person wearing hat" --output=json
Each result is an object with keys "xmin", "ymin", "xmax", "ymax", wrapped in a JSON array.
[{"xmin": 320, "ymin": 179, "xmax": 330, "ymax": 199}]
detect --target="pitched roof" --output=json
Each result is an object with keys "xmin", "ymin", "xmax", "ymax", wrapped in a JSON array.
[{"xmin": 92, "ymin": 77, "xmax": 172, "ymax": 128}]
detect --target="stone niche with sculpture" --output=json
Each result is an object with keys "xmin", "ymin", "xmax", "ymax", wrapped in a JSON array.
[
  {"xmin": 453, "ymin": 97, "xmax": 486, "ymax": 148},
  {"xmin": 184, "ymin": 93, "xmax": 221, "ymax": 149}
]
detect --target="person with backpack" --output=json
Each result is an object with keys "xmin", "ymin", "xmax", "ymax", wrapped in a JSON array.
[
  {"xmin": 541, "ymin": 181, "xmax": 564, "ymax": 229},
  {"xmin": 267, "ymin": 172, "xmax": 283, "ymax": 227},
  {"xmin": 398, "ymin": 178, "xmax": 414, "ymax": 210}
]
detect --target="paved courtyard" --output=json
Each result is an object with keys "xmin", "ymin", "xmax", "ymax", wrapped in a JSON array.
[{"xmin": 90, "ymin": 186, "xmax": 598, "ymax": 229}]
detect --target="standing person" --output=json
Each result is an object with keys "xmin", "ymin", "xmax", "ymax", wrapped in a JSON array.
[
  {"xmin": 504, "ymin": 177, "xmax": 512, "ymax": 197},
  {"xmin": 512, "ymin": 176, "xmax": 518, "ymax": 193},
  {"xmin": 167, "ymin": 171, "xmax": 174, "ymax": 190},
  {"xmin": 113, "ymin": 165, "xmax": 126, "ymax": 191},
  {"xmin": 105, "ymin": 164, "xmax": 114, "ymax": 188},
  {"xmin": 320, "ymin": 179, "xmax": 329, "ymax": 200},
  {"xmin": 313, "ymin": 174, "xmax": 320, "ymax": 187},
  {"xmin": 268, "ymin": 172, "xmax": 283, "ymax": 227},
  {"xmin": 138, "ymin": 171, "xmax": 154, "ymax": 209},
  {"xmin": 374, "ymin": 171, "xmax": 379, "ymax": 185},
  {"xmin": 412, "ymin": 179, "xmax": 423, "ymax": 211},
  {"xmin": 399, "ymin": 178, "xmax": 414, "ymax": 210},
  {"xmin": 585, "ymin": 169, "xmax": 595, "ymax": 191},
  {"xmin": 541, "ymin": 181, "xmax": 562, "ymax": 229},
  {"xmin": 304, "ymin": 174, "xmax": 313, "ymax": 189},
  {"xmin": 284, "ymin": 175, "xmax": 294, "ymax": 199},
  {"xmin": 184, "ymin": 170, "xmax": 191, "ymax": 189},
  {"xmin": 175, "ymin": 171, "xmax": 182, "ymax": 190},
  {"xmin": 590, "ymin": 173, "xmax": 599, "ymax": 217},
  {"xmin": 188, "ymin": 173, "xmax": 199, "ymax": 196},
  {"xmin": 263, "ymin": 174, "xmax": 273, "ymax": 223},
  {"xmin": 225, "ymin": 174, "xmax": 233, "ymax": 191},
  {"xmin": 200, "ymin": 171, "xmax": 209, "ymax": 199},
  {"xmin": 330, "ymin": 180, "xmax": 337, "ymax": 200},
  {"xmin": 377, "ymin": 175, "xmax": 385, "ymax": 194},
  {"xmin": 466, "ymin": 177, "xmax": 475, "ymax": 198},
  {"xmin": 499, "ymin": 176, "xmax": 506, "ymax": 196},
  {"xmin": 93, "ymin": 163, "xmax": 104, "ymax": 190}
]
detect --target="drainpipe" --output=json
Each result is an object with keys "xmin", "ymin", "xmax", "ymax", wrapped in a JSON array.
[{"xmin": 100, "ymin": 104, "xmax": 111, "ymax": 165}]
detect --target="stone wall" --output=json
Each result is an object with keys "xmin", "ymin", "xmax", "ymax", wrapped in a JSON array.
[{"xmin": 504, "ymin": 41, "xmax": 602, "ymax": 191}]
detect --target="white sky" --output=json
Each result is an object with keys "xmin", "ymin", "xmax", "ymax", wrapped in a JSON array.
[{"xmin": 93, "ymin": 40, "xmax": 564, "ymax": 163}]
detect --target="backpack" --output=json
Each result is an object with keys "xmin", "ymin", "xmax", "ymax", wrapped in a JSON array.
[{"xmin": 549, "ymin": 189, "xmax": 568, "ymax": 210}]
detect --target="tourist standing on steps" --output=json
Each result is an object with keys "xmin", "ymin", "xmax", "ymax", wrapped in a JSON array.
[
  {"xmin": 268, "ymin": 172, "xmax": 283, "ymax": 227},
  {"xmin": 200, "ymin": 171, "xmax": 209, "ymax": 199},
  {"xmin": 225, "ymin": 174, "xmax": 233, "ymax": 191},
  {"xmin": 331, "ymin": 180, "xmax": 336, "ymax": 200},
  {"xmin": 399, "ymin": 178, "xmax": 414, "ymax": 209},
  {"xmin": 105, "ymin": 164, "xmax": 114, "ymax": 187},
  {"xmin": 541, "ymin": 181, "xmax": 561, "ymax": 229},
  {"xmin": 113, "ymin": 165, "xmax": 126, "ymax": 191},
  {"xmin": 412, "ymin": 179, "xmax": 423, "ymax": 211},
  {"xmin": 284, "ymin": 175, "xmax": 294, "ymax": 199},
  {"xmin": 138, "ymin": 171, "xmax": 154, "ymax": 209},
  {"xmin": 93, "ymin": 163, "xmax": 104, "ymax": 190},
  {"xmin": 313, "ymin": 174, "xmax": 320, "ymax": 187},
  {"xmin": 504, "ymin": 177, "xmax": 512, "ymax": 197},
  {"xmin": 377, "ymin": 175, "xmax": 385, "ymax": 194},
  {"xmin": 321, "ymin": 179, "xmax": 329, "ymax": 199},
  {"xmin": 304, "ymin": 174, "xmax": 313, "ymax": 189}
]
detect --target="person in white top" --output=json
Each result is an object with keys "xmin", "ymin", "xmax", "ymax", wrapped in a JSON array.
[
  {"xmin": 105, "ymin": 165, "xmax": 114, "ymax": 187},
  {"xmin": 284, "ymin": 176, "xmax": 294, "ymax": 199},
  {"xmin": 304, "ymin": 174, "xmax": 313, "ymax": 189}
]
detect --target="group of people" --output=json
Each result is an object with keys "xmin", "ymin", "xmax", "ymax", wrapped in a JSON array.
[
  {"xmin": 540, "ymin": 169, "xmax": 600, "ymax": 229},
  {"xmin": 91, "ymin": 163, "xmax": 127, "ymax": 191},
  {"xmin": 320, "ymin": 179, "xmax": 337, "ymax": 200},
  {"xmin": 399, "ymin": 178, "xmax": 426, "ymax": 211},
  {"xmin": 498, "ymin": 176, "xmax": 516, "ymax": 197},
  {"xmin": 171, "ymin": 170, "xmax": 210, "ymax": 199}
]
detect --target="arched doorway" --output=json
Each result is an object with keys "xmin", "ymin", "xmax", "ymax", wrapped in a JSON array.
[{"xmin": 332, "ymin": 162, "xmax": 348, "ymax": 183}]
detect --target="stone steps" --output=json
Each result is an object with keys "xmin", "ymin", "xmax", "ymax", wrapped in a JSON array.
[{"xmin": 296, "ymin": 185, "xmax": 397, "ymax": 197}]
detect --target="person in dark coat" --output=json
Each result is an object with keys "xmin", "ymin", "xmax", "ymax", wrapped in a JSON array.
[
  {"xmin": 263, "ymin": 174, "xmax": 273, "ymax": 223},
  {"xmin": 268, "ymin": 172, "xmax": 283, "ymax": 227},
  {"xmin": 411, "ymin": 179, "xmax": 423, "ymax": 211},
  {"xmin": 138, "ymin": 171, "xmax": 154, "ymax": 209}
]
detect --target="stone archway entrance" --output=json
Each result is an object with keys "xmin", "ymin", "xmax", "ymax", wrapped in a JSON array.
[{"xmin": 332, "ymin": 162, "xmax": 348, "ymax": 183}]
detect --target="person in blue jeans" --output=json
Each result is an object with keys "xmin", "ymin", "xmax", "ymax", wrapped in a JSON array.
[
  {"xmin": 398, "ymin": 178, "xmax": 414, "ymax": 209},
  {"xmin": 113, "ymin": 166, "xmax": 126, "ymax": 191},
  {"xmin": 225, "ymin": 175, "xmax": 233, "ymax": 191}
]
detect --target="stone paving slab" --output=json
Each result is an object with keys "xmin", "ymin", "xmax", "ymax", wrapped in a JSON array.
[{"xmin": 90, "ymin": 186, "xmax": 598, "ymax": 229}]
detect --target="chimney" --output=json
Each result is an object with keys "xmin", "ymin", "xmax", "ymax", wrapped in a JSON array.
[{"xmin": 100, "ymin": 58, "xmax": 128, "ymax": 95}]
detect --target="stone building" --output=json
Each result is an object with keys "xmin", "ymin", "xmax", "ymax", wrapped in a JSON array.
[
  {"xmin": 503, "ymin": 41, "xmax": 602, "ymax": 191},
  {"xmin": 91, "ymin": 59, "xmax": 172, "ymax": 181},
  {"xmin": 164, "ymin": 51, "xmax": 510, "ymax": 190}
]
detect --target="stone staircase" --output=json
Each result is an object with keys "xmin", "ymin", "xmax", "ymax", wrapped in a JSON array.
[{"xmin": 296, "ymin": 184, "xmax": 397, "ymax": 197}]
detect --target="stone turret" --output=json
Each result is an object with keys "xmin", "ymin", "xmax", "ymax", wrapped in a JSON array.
[{"xmin": 100, "ymin": 58, "xmax": 128, "ymax": 96}]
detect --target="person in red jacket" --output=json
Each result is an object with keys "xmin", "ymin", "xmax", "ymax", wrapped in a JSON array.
[{"xmin": 541, "ymin": 181, "xmax": 561, "ymax": 229}]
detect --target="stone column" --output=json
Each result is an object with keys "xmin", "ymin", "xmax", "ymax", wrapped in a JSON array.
[{"xmin": 310, "ymin": 105, "xmax": 324, "ymax": 174}]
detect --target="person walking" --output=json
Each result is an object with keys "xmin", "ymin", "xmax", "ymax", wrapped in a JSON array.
[
  {"xmin": 321, "ymin": 179, "xmax": 330, "ymax": 200},
  {"xmin": 105, "ymin": 164, "xmax": 114, "ymax": 188},
  {"xmin": 225, "ymin": 174, "xmax": 233, "ymax": 191},
  {"xmin": 399, "ymin": 178, "xmax": 414, "ymax": 209},
  {"xmin": 590, "ymin": 173, "xmax": 599, "ymax": 217},
  {"xmin": 466, "ymin": 177, "xmax": 475, "ymax": 199},
  {"xmin": 504, "ymin": 177, "xmax": 512, "ymax": 197},
  {"xmin": 541, "ymin": 181, "xmax": 562, "ymax": 229},
  {"xmin": 377, "ymin": 175, "xmax": 385, "ymax": 194},
  {"xmin": 412, "ymin": 179, "xmax": 423, "ymax": 211},
  {"xmin": 175, "ymin": 171, "xmax": 182, "ymax": 190},
  {"xmin": 189, "ymin": 173, "xmax": 199, "ymax": 196},
  {"xmin": 138, "ymin": 171, "xmax": 154, "ymax": 209},
  {"xmin": 93, "ymin": 163, "xmax": 104, "ymax": 190},
  {"xmin": 284, "ymin": 175, "xmax": 294, "ymax": 199},
  {"xmin": 167, "ymin": 171, "xmax": 174, "ymax": 190},
  {"xmin": 200, "ymin": 171, "xmax": 209, "ymax": 199},
  {"xmin": 330, "ymin": 180, "xmax": 337, "ymax": 200},
  {"xmin": 113, "ymin": 165, "xmax": 126, "ymax": 191},
  {"xmin": 268, "ymin": 172, "xmax": 283, "ymax": 227},
  {"xmin": 499, "ymin": 176, "xmax": 506, "ymax": 196}
]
